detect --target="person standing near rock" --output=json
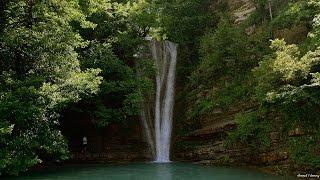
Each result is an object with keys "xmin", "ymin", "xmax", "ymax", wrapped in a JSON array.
[{"xmin": 82, "ymin": 136, "xmax": 88, "ymax": 154}]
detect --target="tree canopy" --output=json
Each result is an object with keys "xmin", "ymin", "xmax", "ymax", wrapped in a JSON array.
[{"xmin": 1, "ymin": 0, "xmax": 320, "ymax": 176}]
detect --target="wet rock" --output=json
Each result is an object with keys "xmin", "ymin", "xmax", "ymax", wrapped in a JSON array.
[
  {"xmin": 189, "ymin": 121, "xmax": 237, "ymax": 137},
  {"xmin": 270, "ymin": 132, "xmax": 280, "ymax": 148},
  {"xmin": 261, "ymin": 151, "xmax": 289, "ymax": 164},
  {"xmin": 288, "ymin": 128, "xmax": 305, "ymax": 137}
]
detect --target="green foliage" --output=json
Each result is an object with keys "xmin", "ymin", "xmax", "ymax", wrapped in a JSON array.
[
  {"xmin": 159, "ymin": 0, "xmax": 215, "ymax": 44},
  {"xmin": 227, "ymin": 111, "xmax": 271, "ymax": 148},
  {"xmin": 1, "ymin": 0, "xmax": 320, "ymax": 175},
  {"xmin": 289, "ymin": 134, "xmax": 320, "ymax": 168},
  {"xmin": 179, "ymin": 0, "xmax": 320, "ymax": 171},
  {"xmin": 272, "ymin": 0, "xmax": 316, "ymax": 29},
  {"xmin": 254, "ymin": 39, "xmax": 320, "ymax": 105},
  {"xmin": 0, "ymin": 73, "xmax": 78, "ymax": 175},
  {"xmin": 249, "ymin": 0, "xmax": 272, "ymax": 24},
  {"xmin": 67, "ymin": 0, "xmax": 157, "ymax": 128},
  {"xmin": 76, "ymin": 42, "xmax": 154, "ymax": 127},
  {"xmin": 1, "ymin": 4, "xmax": 156, "ymax": 175},
  {"xmin": 0, "ymin": 0, "xmax": 102, "ymax": 175},
  {"xmin": 154, "ymin": 0, "xmax": 219, "ymax": 90},
  {"xmin": 253, "ymin": 39, "xmax": 320, "ymax": 168},
  {"xmin": 185, "ymin": 18, "xmax": 268, "ymax": 121},
  {"xmin": 309, "ymin": 1, "xmax": 320, "ymax": 46},
  {"xmin": 251, "ymin": 5, "xmax": 320, "ymax": 168}
]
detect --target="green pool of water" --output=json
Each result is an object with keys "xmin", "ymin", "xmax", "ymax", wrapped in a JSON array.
[{"xmin": 8, "ymin": 162, "xmax": 293, "ymax": 180}]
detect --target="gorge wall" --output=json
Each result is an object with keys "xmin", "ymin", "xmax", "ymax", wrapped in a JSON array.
[
  {"xmin": 172, "ymin": 102, "xmax": 293, "ymax": 175},
  {"xmin": 60, "ymin": 0, "xmax": 316, "ymax": 175},
  {"xmin": 172, "ymin": 0, "xmax": 316, "ymax": 175}
]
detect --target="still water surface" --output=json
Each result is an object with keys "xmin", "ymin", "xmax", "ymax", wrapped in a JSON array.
[{"xmin": 8, "ymin": 162, "xmax": 294, "ymax": 180}]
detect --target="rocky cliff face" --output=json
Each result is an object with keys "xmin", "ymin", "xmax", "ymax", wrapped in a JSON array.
[
  {"xmin": 172, "ymin": 0, "xmax": 257, "ymax": 164},
  {"xmin": 172, "ymin": 102, "xmax": 256, "ymax": 165},
  {"xmin": 172, "ymin": 102, "xmax": 293, "ymax": 174},
  {"xmin": 172, "ymin": 0, "xmax": 304, "ymax": 175},
  {"xmin": 229, "ymin": 0, "xmax": 256, "ymax": 23}
]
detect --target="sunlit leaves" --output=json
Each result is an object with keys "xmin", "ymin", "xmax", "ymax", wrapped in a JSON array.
[
  {"xmin": 255, "ymin": 39, "xmax": 320, "ymax": 104},
  {"xmin": 40, "ymin": 69, "xmax": 102, "ymax": 109},
  {"xmin": 0, "ymin": 0, "xmax": 102, "ymax": 175},
  {"xmin": 271, "ymin": 39, "xmax": 307, "ymax": 81}
]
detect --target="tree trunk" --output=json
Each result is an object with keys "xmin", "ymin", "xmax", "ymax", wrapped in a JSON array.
[
  {"xmin": 268, "ymin": 0, "xmax": 273, "ymax": 20},
  {"xmin": 27, "ymin": 0, "xmax": 35, "ymax": 28}
]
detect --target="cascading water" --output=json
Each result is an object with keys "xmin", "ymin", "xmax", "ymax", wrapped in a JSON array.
[
  {"xmin": 153, "ymin": 40, "xmax": 177, "ymax": 162},
  {"xmin": 141, "ymin": 39, "xmax": 178, "ymax": 163}
]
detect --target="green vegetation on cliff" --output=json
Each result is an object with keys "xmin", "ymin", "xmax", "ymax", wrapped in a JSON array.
[
  {"xmin": 1, "ymin": 0, "xmax": 320, "ymax": 176},
  {"xmin": 179, "ymin": 0, "xmax": 320, "ymax": 172}
]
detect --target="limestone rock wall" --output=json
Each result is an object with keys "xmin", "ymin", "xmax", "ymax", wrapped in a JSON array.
[
  {"xmin": 172, "ymin": 102, "xmax": 293, "ymax": 174},
  {"xmin": 173, "ymin": 103, "xmax": 257, "ymax": 165}
]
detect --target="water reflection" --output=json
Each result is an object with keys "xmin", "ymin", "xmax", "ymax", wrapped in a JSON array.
[
  {"xmin": 155, "ymin": 163, "xmax": 172, "ymax": 180},
  {"xmin": 8, "ymin": 162, "xmax": 292, "ymax": 180}
]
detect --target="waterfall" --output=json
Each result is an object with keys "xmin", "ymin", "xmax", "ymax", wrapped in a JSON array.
[
  {"xmin": 153, "ymin": 40, "xmax": 177, "ymax": 163},
  {"xmin": 141, "ymin": 39, "xmax": 178, "ymax": 163},
  {"xmin": 141, "ymin": 99, "xmax": 155, "ymax": 158}
]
